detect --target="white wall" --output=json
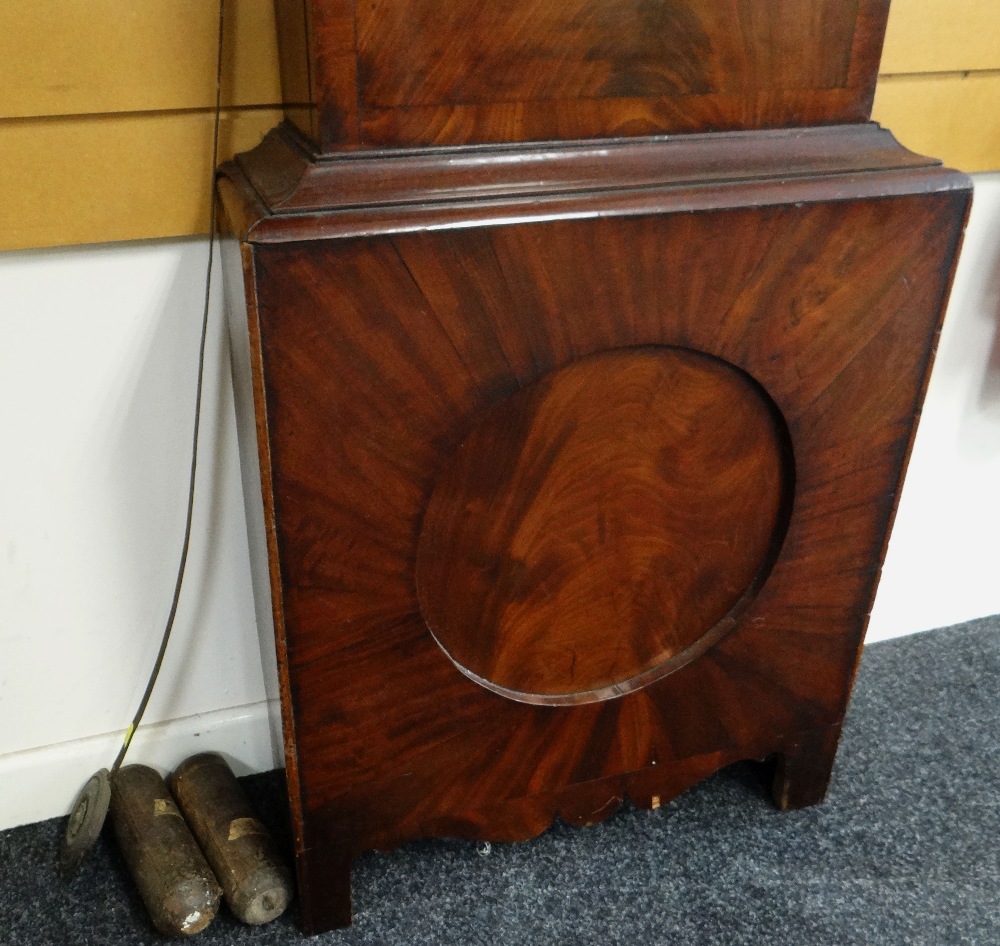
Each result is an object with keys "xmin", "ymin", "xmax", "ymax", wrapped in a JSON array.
[
  {"xmin": 867, "ymin": 174, "xmax": 1000, "ymax": 641},
  {"xmin": 1, "ymin": 177, "xmax": 998, "ymax": 831},
  {"xmin": 0, "ymin": 240, "xmax": 278, "ymax": 830}
]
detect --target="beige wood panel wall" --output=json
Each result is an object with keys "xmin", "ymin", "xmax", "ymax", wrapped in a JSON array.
[
  {"xmin": 872, "ymin": 0, "xmax": 1000, "ymax": 179},
  {"xmin": 1, "ymin": 0, "xmax": 997, "ymax": 252},
  {"xmin": 0, "ymin": 1, "xmax": 285, "ymax": 251}
]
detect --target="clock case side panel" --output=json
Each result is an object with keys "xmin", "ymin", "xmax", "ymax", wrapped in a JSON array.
[
  {"xmin": 245, "ymin": 187, "xmax": 971, "ymax": 805},
  {"xmin": 218, "ymin": 191, "xmax": 309, "ymax": 870},
  {"xmin": 218, "ymin": 126, "xmax": 972, "ymax": 934}
]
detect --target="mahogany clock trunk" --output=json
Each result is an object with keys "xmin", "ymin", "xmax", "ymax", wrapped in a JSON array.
[{"xmin": 221, "ymin": 0, "xmax": 971, "ymax": 933}]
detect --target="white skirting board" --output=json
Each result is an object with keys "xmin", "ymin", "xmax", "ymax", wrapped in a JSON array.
[
  {"xmin": 0, "ymin": 701, "xmax": 281, "ymax": 832},
  {"xmin": 0, "ymin": 176, "xmax": 998, "ymax": 833}
]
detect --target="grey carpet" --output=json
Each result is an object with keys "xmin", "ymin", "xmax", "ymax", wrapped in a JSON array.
[{"xmin": 2, "ymin": 615, "xmax": 998, "ymax": 945}]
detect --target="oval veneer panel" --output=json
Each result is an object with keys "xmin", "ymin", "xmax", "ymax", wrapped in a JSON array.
[{"xmin": 416, "ymin": 347, "xmax": 791, "ymax": 704}]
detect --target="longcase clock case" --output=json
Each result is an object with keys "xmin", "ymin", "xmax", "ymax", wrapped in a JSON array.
[{"xmin": 220, "ymin": 0, "xmax": 971, "ymax": 932}]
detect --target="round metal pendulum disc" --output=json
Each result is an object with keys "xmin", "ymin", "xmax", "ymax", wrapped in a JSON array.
[{"xmin": 58, "ymin": 768, "xmax": 111, "ymax": 878}]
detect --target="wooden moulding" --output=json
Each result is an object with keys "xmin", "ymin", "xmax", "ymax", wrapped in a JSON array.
[
  {"xmin": 219, "ymin": 121, "xmax": 971, "ymax": 934},
  {"xmin": 223, "ymin": 121, "xmax": 960, "ymax": 242}
]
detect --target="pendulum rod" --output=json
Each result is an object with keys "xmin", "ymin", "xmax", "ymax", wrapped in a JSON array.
[{"xmin": 58, "ymin": 0, "xmax": 227, "ymax": 878}]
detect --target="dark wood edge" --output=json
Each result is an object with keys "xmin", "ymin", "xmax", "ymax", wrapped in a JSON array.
[
  {"xmin": 771, "ymin": 723, "xmax": 844, "ymax": 811},
  {"xmin": 292, "ymin": 723, "xmax": 840, "ymax": 931},
  {"xmin": 217, "ymin": 176, "xmax": 272, "ymax": 247},
  {"xmin": 236, "ymin": 120, "xmax": 940, "ymax": 215},
  {"xmin": 304, "ymin": 725, "xmax": 843, "ymax": 854},
  {"xmin": 220, "ymin": 122, "xmax": 971, "ymax": 245},
  {"xmin": 840, "ymin": 185, "xmax": 975, "ymax": 709},
  {"xmin": 242, "ymin": 259, "xmax": 310, "ymax": 859},
  {"xmin": 846, "ymin": 0, "xmax": 893, "ymax": 103},
  {"xmin": 217, "ymin": 201, "xmax": 309, "ymax": 860},
  {"xmin": 221, "ymin": 164, "xmax": 971, "ymax": 246}
]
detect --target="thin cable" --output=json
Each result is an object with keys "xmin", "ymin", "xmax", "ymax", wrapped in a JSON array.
[{"xmin": 111, "ymin": 0, "xmax": 226, "ymax": 773}]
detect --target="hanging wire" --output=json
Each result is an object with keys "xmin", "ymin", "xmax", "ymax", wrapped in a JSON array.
[{"xmin": 111, "ymin": 0, "xmax": 227, "ymax": 773}]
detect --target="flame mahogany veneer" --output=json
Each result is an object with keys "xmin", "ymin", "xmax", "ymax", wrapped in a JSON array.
[
  {"xmin": 272, "ymin": 0, "xmax": 891, "ymax": 150},
  {"xmin": 221, "ymin": 0, "xmax": 971, "ymax": 933}
]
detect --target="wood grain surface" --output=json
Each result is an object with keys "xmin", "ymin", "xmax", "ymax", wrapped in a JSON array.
[
  {"xmin": 278, "ymin": 0, "xmax": 891, "ymax": 149},
  {"xmin": 219, "ymin": 4, "xmax": 972, "ymax": 932},
  {"xmin": 357, "ymin": 0, "xmax": 855, "ymax": 107},
  {"xmin": 222, "ymin": 137, "xmax": 970, "ymax": 928},
  {"xmin": 417, "ymin": 347, "xmax": 790, "ymax": 704},
  {"xmin": 232, "ymin": 122, "xmax": 939, "ymax": 219}
]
